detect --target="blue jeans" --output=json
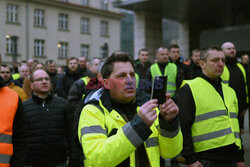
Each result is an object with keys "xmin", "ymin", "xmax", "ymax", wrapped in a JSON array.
[
  {"xmin": 26, "ymin": 162, "xmax": 67, "ymax": 167},
  {"xmin": 199, "ymin": 159, "xmax": 237, "ymax": 167}
]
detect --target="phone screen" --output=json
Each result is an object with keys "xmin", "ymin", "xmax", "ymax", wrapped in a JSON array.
[{"xmin": 151, "ymin": 75, "xmax": 168, "ymax": 104}]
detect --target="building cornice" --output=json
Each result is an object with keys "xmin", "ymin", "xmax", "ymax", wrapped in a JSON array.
[{"xmin": 24, "ymin": 0, "xmax": 125, "ymax": 20}]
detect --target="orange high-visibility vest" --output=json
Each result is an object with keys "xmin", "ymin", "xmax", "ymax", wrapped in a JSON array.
[{"xmin": 0, "ymin": 87, "xmax": 19, "ymax": 167}]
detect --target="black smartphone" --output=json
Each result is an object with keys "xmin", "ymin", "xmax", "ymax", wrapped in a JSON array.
[{"xmin": 151, "ymin": 75, "xmax": 168, "ymax": 104}]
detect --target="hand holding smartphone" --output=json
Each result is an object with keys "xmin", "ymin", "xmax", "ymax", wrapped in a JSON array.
[{"xmin": 151, "ymin": 75, "xmax": 168, "ymax": 104}]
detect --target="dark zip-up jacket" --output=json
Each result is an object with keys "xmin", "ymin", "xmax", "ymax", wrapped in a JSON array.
[{"xmin": 23, "ymin": 93, "xmax": 78, "ymax": 167}]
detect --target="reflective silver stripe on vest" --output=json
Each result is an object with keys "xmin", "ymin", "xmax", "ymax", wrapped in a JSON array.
[
  {"xmin": 234, "ymin": 132, "xmax": 240, "ymax": 138},
  {"xmin": 167, "ymin": 90, "xmax": 175, "ymax": 94},
  {"xmin": 230, "ymin": 112, "xmax": 237, "ymax": 118},
  {"xmin": 194, "ymin": 110, "xmax": 227, "ymax": 123},
  {"xmin": 145, "ymin": 137, "xmax": 159, "ymax": 148},
  {"xmin": 0, "ymin": 134, "xmax": 12, "ymax": 144},
  {"xmin": 193, "ymin": 127, "xmax": 232, "ymax": 143},
  {"xmin": 222, "ymin": 80, "xmax": 229, "ymax": 84},
  {"xmin": 167, "ymin": 82, "xmax": 176, "ymax": 86},
  {"xmin": 122, "ymin": 122, "xmax": 143, "ymax": 148},
  {"xmin": 80, "ymin": 125, "xmax": 107, "ymax": 144},
  {"xmin": 160, "ymin": 126, "xmax": 179, "ymax": 138},
  {"xmin": 0, "ymin": 154, "xmax": 11, "ymax": 163}
]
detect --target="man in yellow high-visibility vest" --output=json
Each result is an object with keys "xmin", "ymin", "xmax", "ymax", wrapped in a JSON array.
[{"xmin": 175, "ymin": 47, "xmax": 246, "ymax": 167}]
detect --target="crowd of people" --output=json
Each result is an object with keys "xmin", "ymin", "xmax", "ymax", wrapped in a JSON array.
[{"xmin": 0, "ymin": 41, "xmax": 249, "ymax": 167}]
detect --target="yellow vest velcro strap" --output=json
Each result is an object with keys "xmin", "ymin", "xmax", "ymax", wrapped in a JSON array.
[
  {"xmin": 122, "ymin": 122, "xmax": 143, "ymax": 148},
  {"xmin": 194, "ymin": 110, "xmax": 227, "ymax": 123},
  {"xmin": 81, "ymin": 125, "xmax": 107, "ymax": 137},
  {"xmin": 160, "ymin": 126, "xmax": 179, "ymax": 138},
  {"xmin": 0, "ymin": 134, "xmax": 12, "ymax": 144},
  {"xmin": 234, "ymin": 132, "xmax": 240, "ymax": 138},
  {"xmin": 167, "ymin": 82, "xmax": 176, "ymax": 86},
  {"xmin": 0, "ymin": 154, "xmax": 11, "ymax": 163},
  {"xmin": 230, "ymin": 113, "xmax": 237, "ymax": 118},
  {"xmin": 145, "ymin": 137, "xmax": 159, "ymax": 148},
  {"xmin": 193, "ymin": 127, "xmax": 232, "ymax": 143},
  {"xmin": 222, "ymin": 80, "xmax": 229, "ymax": 84}
]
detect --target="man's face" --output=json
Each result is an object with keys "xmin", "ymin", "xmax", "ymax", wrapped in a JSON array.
[
  {"xmin": 89, "ymin": 59, "xmax": 100, "ymax": 75},
  {"xmin": 169, "ymin": 47, "xmax": 180, "ymax": 63},
  {"xmin": 67, "ymin": 59, "xmax": 78, "ymax": 72},
  {"xmin": 0, "ymin": 67, "xmax": 11, "ymax": 82},
  {"xmin": 191, "ymin": 51, "xmax": 201, "ymax": 66},
  {"xmin": 156, "ymin": 48, "xmax": 169, "ymax": 63},
  {"xmin": 200, "ymin": 50, "xmax": 225, "ymax": 80},
  {"xmin": 31, "ymin": 70, "xmax": 51, "ymax": 95},
  {"xmin": 46, "ymin": 62, "xmax": 56, "ymax": 73},
  {"xmin": 241, "ymin": 55, "xmax": 249, "ymax": 65},
  {"xmin": 79, "ymin": 57, "xmax": 87, "ymax": 69},
  {"xmin": 138, "ymin": 51, "xmax": 149, "ymax": 64},
  {"xmin": 19, "ymin": 66, "xmax": 30, "ymax": 78},
  {"xmin": 222, "ymin": 42, "xmax": 236, "ymax": 58},
  {"xmin": 105, "ymin": 61, "xmax": 136, "ymax": 103}
]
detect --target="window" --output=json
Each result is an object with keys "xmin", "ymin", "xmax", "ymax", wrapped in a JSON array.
[
  {"xmin": 100, "ymin": 21, "xmax": 108, "ymax": 36},
  {"xmin": 100, "ymin": 0, "xmax": 108, "ymax": 10},
  {"xmin": 80, "ymin": 17, "xmax": 89, "ymax": 34},
  {"xmin": 58, "ymin": 13, "xmax": 68, "ymax": 30},
  {"xmin": 58, "ymin": 42, "xmax": 68, "ymax": 59},
  {"xmin": 6, "ymin": 4, "xmax": 18, "ymax": 23},
  {"xmin": 6, "ymin": 36, "xmax": 18, "ymax": 55},
  {"xmin": 100, "ymin": 43, "xmax": 108, "ymax": 58},
  {"xmin": 80, "ymin": 44, "xmax": 89, "ymax": 58},
  {"xmin": 34, "ymin": 9, "xmax": 45, "ymax": 27},
  {"xmin": 34, "ymin": 39, "xmax": 45, "ymax": 57},
  {"xmin": 81, "ymin": 0, "xmax": 89, "ymax": 6}
]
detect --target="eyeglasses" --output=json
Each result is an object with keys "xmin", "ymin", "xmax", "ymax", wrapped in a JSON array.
[{"xmin": 33, "ymin": 77, "xmax": 50, "ymax": 82}]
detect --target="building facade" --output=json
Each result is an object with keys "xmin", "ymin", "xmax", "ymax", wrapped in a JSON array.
[{"xmin": 0, "ymin": 0, "xmax": 123, "ymax": 66}]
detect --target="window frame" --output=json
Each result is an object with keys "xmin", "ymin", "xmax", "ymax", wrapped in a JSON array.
[
  {"xmin": 34, "ymin": 9, "xmax": 45, "ymax": 27},
  {"xmin": 58, "ymin": 42, "xmax": 68, "ymax": 59},
  {"xmin": 6, "ymin": 4, "xmax": 19, "ymax": 23},
  {"xmin": 80, "ymin": 44, "xmax": 89, "ymax": 58},
  {"xmin": 80, "ymin": 17, "xmax": 90, "ymax": 34},
  {"xmin": 34, "ymin": 39, "xmax": 45, "ymax": 57},
  {"xmin": 58, "ymin": 13, "xmax": 69, "ymax": 31}
]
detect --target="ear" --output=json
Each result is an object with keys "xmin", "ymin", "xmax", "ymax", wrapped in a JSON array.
[
  {"xmin": 199, "ymin": 60, "xmax": 205, "ymax": 70},
  {"xmin": 30, "ymin": 81, "xmax": 33, "ymax": 90},
  {"xmin": 103, "ymin": 78, "xmax": 110, "ymax": 89}
]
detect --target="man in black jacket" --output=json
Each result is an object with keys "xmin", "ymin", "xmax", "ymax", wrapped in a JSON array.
[
  {"xmin": 221, "ymin": 42, "xmax": 248, "ymax": 133},
  {"xmin": 56, "ymin": 57, "xmax": 84, "ymax": 99},
  {"xmin": 0, "ymin": 54, "xmax": 27, "ymax": 167},
  {"xmin": 23, "ymin": 69, "xmax": 79, "ymax": 167}
]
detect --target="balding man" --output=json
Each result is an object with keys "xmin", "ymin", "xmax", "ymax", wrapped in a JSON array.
[{"xmin": 221, "ymin": 42, "xmax": 248, "ymax": 133}]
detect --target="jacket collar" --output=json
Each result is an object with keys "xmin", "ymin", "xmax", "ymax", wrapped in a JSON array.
[{"xmin": 32, "ymin": 92, "xmax": 53, "ymax": 103}]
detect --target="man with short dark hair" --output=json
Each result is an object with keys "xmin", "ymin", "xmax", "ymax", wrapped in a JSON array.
[
  {"xmin": 135, "ymin": 48, "xmax": 152, "ymax": 80},
  {"xmin": 169, "ymin": 44, "xmax": 190, "ymax": 88},
  {"xmin": 45, "ymin": 60, "xmax": 58, "ymax": 93},
  {"xmin": 23, "ymin": 69, "xmax": 78, "ymax": 167},
  {"xmin": 78, "ymin": 51, "xmax": 183, "ymax": 166},
  {"xmin": 0, "ymin": 65, "xmax": 28, "ymax": 101},
  {"xmin": 175, "ymin": 47, "xmax": 246, "ymax": 167},
  {"xmin": 188, "ymin": 49, "xmax": 202, "ymax": 79},
  {"xmin": 56, "ymin": 57, "xmax": 84, "ymax": 98}
]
